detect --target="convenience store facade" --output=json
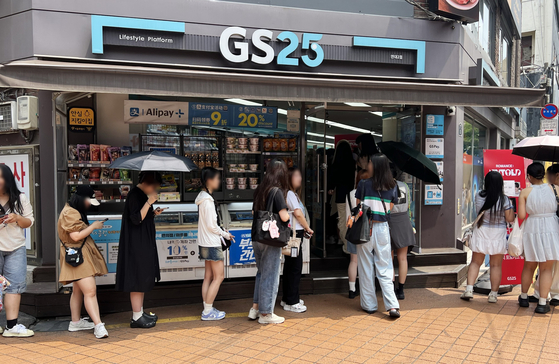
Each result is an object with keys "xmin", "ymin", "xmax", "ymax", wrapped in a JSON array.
[{"xmin": 0, "ymin": 1, "xmax": 545, "ymax": 284}]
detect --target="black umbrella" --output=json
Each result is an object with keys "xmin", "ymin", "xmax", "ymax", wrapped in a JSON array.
[
  {"xmin": 108, "ymin": 151, "xmax": 198, "ymax": 172},
  {"xmin": 378, "ymin": 141, "xmax": 441, "ymax": 184}
]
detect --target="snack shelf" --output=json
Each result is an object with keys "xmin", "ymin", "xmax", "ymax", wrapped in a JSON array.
[
  {"xmin": 261, "ymin": 152, "xmax": 298, "ymax": 156},
  {"xmin": 68, "ymin": 162, "xmax": 112, "ymax": 168},
  {"xmin": 227, "ymin": 170, "xmax": 261, "ymax": 174},
  {"xmin": 99, "ymin": 199, "xmax": 126, "ymax": 203},
  {"xmin": 67, "ymin": 181, "xmax": 133, "ymax": 185},
  {"xmin": 225, "ymin": 151, "xmax": 262, "ymax": 155}
]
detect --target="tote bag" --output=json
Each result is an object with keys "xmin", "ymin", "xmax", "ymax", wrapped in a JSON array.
[
  {"xmin": 252, "ymin": 188, "xmax": 290, "ymax": 247},
  {"xmin": 508, "ymin": 218, "xmax": 523, "ymax": 257}
]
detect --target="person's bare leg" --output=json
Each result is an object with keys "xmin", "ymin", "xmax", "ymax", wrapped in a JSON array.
[
  {"xmin": 3, "ymin": 294, "xmax": 21, "ymax": 321},
  {"xmin": 521, "ymin": 261, "xmax": 538, "ymax": 293},
  {"xmin": 396, "ymin": 247, "xmax": 408, "ymax": 284},
  {"xmin": 70, "ymin": 282, "xmax": 84, "ymax": 322},
  {"xmin": 75, "ymin": 277, "xmax": 102, "ymax": 325},
  {"xmin": 130, "ymin": 292, "xmax": 144, "ymax": 313},
  {"xmin": 205, "ymin": 260, "xmax": 225, "ymax": 305},
  {"xmin": 348, "ymin": 253, "xmax": 358, "ymax": 285},
  {"xmin": 467, "ymin": 252, "xmax": 486, "ymax": 286},
  {"xmin": 202, "ymin": 261, "xmax": 213, "ymax": 304},
  {"xmin": 538, "ymin": 261, "xmax": 556, "ymax": 300},
  {"xmin": 489, "ymin": 254, "xmax": 504, "ymax": 292}
]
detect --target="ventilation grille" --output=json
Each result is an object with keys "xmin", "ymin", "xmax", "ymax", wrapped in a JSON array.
[
  {"xmin": 231, "ymin": 264, "xmax": 257, "ymax": 270},
  {"xmin": 0, "ymin": 102, "xmax": 15, "ymax": 132}
]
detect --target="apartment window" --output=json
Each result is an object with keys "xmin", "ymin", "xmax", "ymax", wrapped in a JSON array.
[
  {"xmin": 521, "ymin": 36, "xmax": 533, "ymax": 66},
  {"xmin": 499, "ymin": 30, "xmax": 512, "ymax": 86},
  {"xmin": 479, "ymin": 0, "xmax": 496, "ymax": 62}
]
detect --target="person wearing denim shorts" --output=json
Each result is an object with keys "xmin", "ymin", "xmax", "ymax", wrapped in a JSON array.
[{"xmin": 0, "ymin": 165, "xmax": 35, "ymax": 337}]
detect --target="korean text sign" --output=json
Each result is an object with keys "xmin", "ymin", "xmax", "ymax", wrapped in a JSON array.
[{"xmin": 229, "ymin": 229, "xmax": 255, "ymax": 265}]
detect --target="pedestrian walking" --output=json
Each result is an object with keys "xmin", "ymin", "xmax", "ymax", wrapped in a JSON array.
[
  {"xmin": 346, "ymin": 169, "xmax": 370, "ymax": 299},
  {"xmin": 58, "ymin": 186, "xmax": 109, "ymax": 339},
  {"xmin": 354, "ymin": 154, "xmax": 400, "ymax": 317},
  {"xmin": 328, "ymin": 140, "xmax": 356, "ymax": 253},
  {"xmin": 116, "ymin": 172, "xmax": 164, "ymax": 328},
  {"xmin": 0, "ymin": 165, "xmax": 35, "ymax": 337},
  {"xmin": 355, "ymin": 134, "xmax": 379, "ymax": 171},
  {"xmin": 281, "ymin": 167, "xmax": 313, "ymax": 313},
  {"xmin": 531, "ymin": 164, "xmax": 559, "ymax": 305},
  {"xmin": 460, "ymin": 171, "xmax": 514, "ymax": 303},
  {"xmin": 518, "ymin": 162, "xmax": 559, "ymax": 313},
  {"xmin": 249, "ymin": 159, "xmax": 290, "ymax": 324},
  {"xmin": 389, "ymin": 165, "xmax": 416, "ymax": 300},
  {"xmin": 196, "ymin": 167, "xmax": 233, "ymax": 321}
]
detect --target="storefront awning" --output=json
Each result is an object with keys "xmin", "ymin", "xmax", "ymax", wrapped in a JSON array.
[{"xmin": 0, "ymin": 60, "xmax": 546, "ymax": 108}]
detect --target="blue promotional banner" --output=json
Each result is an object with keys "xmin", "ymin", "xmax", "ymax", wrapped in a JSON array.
[
  {"xmin": 189, "ymin": 103, "xmax": 232, "ymax": 127},
  {"xmin": 229, "ymin": 229, "xmax": 255, "ymax": 265},
  {"xmin": 91, "ymin": 218, "xmax": 122, "ymax": 274},
  {"xmin": 426, "ymin": 114, "xmax": 444, "ymax": 135},
  {"xmin": 231, "ymin": 105, "xmax": 277, "ymax": 129}
]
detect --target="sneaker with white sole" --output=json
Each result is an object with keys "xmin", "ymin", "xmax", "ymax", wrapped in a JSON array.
[
  {"xmin": 248, "ymin": 307, "xmax": 259, "ymax": 320},
  {"xmin": 258, "ymin": 313, "xmax": 285, "ymax": 324},
  {"xmin": 0, "ymin": 326, "xmax": 3, "ymax": 334},
  {"xmin": 201, "ymin": 307, "xmax": 226, "ymax": 321},
  {"xmin": 94, "ymin": 323, "xmax": 108, "ymax": 339},
  {"xmin": 2, "ymin": 324, "xmax": 34, "ymax": 338},
  {"xmin": 280, "ymin": 299, "xmax": 304, "ymax": 307},
  {"xmin": 460, "ymin": 290, "xmax": 474, "ymax": 300},
  {"xmin": 68, "ymin": 318, "xmax": 95, "ymax": 332},
  {"xmin": 488, "ymin": 293, "xmax": 498, "ymax": 303},
  {"xmin": 283, "ymin": 302, "xmax": 307, "ymax": 313}
]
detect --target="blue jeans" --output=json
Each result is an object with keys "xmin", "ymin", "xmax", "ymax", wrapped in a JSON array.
[
  {"xmin": 357, "ymin": 222, "xmax": 399, "ymax": 312},
  {"xmin": 252, "ymin": 241, "xmax": 282, "ymax": 314},
  {"xmin": 0, "ymin": 246, "xmax": 27, "ymax": 294}
]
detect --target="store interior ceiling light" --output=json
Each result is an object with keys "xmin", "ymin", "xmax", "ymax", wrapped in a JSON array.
[
  {"xmin": 224, "ymin": 98, "xmax": 262, "ymax": 106},
  {"xmin": 307, "ymin": 132, "xmax": 335, "ymax": 140},
  {"xmin": 307, "ymin": 140, "xmax": 335, "ymax": 148},
  {"xmin": 344, "ymin": 102, "xmax": 371, "ymax": 107},
  {"xmin": 369, "ymin": 111, "xmax": 383, "ymax": 117}
]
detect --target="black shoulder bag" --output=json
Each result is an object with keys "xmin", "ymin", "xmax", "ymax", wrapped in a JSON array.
[
  {"xmin": 345, "ymin": 185, "xmax": 373, "ymax": 245},
  {"xmin": 252, "ymin": 188, "xmax": 290, "ymax": 247},
  {"xmin": 62, "ymin": 239, "xmax": 87, "ymax": 267}
]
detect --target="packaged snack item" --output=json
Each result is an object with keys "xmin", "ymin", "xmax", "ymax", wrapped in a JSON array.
[
  {"xmin": 93, "ymin": 190, "xmax": 103, "ymax": 200},
  {"xmin": 288, "ymin": 138, "xmax": 297, "ymax": 151},
  {"xmin": 89, "ymin": 168, "xmax": 101, "ymax": 181},
  {"xmin": 68, "ymin": 167, "xmax": 81, "ymax": 181},
  {"xmin": 77, "ymin": 144, "xmax": 90, "ymax": 162},
  {"xmin": 120, "ymin": 169, "xmax": 131, "ymax": 181},
  {"xmin": 100, "ymin": 168, "xmax": 111, "ymax": 181},
  {"xmin": 160, "ymin": 173, "xmax": 178, "ymax": 192},
  {"xmin": 121, "ymin": 146, "xmax": 132, "ymax": 157},
  {"xmin": 263, "ymin": 139, "xmax": 273, "ymax": 151},
  {"xmin": 272, "ymin": 139, "xmax": 280, "ymax": 151},
  {"xmin": 68, "ymin": 145, "xmax": 78, "ymax": 161},
  {"xmin": 111, "ymin": 169, "xmax": 120, "ymax": 180},
  {"xmin": 100, "ymin": 145, "xmax": 110, "ymax": 163},
  {"xmin": 108, "ymin": 147, "xmax": 121, "ymax": 162},
  {"xmin": 80, "ymin": 168, "xmax": 90, "ymax": 180},
  {"xmin": 90, "ymin": 144, "xmax": 100, "ymax": 162},
  {"xmin": 119, "ymin": 185, "xmax": 130, "ymax": 198},
  {"xmin": 280, "ymin": 139, "xmax": 288, "ymax": 152}
]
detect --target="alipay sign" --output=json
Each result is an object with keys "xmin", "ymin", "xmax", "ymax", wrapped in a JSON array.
[{"xmin": 124, "ymin": 100, "xmax": 189, "ymax": 124}]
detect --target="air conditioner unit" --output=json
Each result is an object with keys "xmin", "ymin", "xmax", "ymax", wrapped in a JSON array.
[
  {"xmin": 17, "ymin": 96, "xmax": 38, "ymax": 130},
  {"xmin": 0, "ymin": 101, "xmax": 17, "ymax": 132}
]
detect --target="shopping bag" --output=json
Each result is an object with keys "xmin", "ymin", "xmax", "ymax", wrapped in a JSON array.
[{"xmin": 508, "ymin": 218, "xmax": 523, "ymax": 257}]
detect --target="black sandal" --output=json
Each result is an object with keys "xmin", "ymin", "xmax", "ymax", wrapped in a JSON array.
[{"xmin": 130, "ymin": 315, "xmax": 156, "ymax": 328}]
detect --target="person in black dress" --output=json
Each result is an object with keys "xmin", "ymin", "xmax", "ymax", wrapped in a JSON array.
[{"xmin": 116, "ymin": 172, "xmax": 163, "ymax": 328}]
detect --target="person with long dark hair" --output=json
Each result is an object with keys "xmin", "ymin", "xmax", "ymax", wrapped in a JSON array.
[
  {"xmin": 0, "ymin": 165, "xmax": 34, "ymax": 337},
  {"xmin": 116, "ymin": 171, "xmax": 164, "ymax": 328},
  {"xmin": 328, "ymin": 140, "xmax": 356, "ymax": 252},
  {"xmin": 518, "ymin": 162, "xmax": 559, "ymax": 313},
  {"xmin": 355, "ymin": 134, "xmax": 379, "ymax": 171},
  {"xmin": 248, "ymin": 159, "xmax": 290, "ymax": 324},
  {"xmin": 196, "ymin": 167, "xmax": 233, "ymax": 321},
  {"xmin": 353, "ymin": 154, "xmax": 400, "ymax": 318},
  {"xmin": 280, "ymin": 167, "xmax": 313, "ymax": 313},
  {"xmin": 460, "ymin": 171, "xmax": 514, "ymax": 303},
  {"xmin": 58, "ymin": 186, "xmax": 108, "ymax": 338}
]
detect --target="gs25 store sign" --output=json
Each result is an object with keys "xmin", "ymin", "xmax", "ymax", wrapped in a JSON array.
[{"xmin": 220, "ymin": 27, "xmax": 324, "ymax": 67}]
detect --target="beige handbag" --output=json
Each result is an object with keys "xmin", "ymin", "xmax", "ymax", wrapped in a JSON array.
[{"xmin": 282, "ymin": 220, "xmax": 301, "ymax": 256}]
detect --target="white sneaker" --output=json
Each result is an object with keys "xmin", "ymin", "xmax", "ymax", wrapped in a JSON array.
[
  {"xmin": 248, "ymin": 307, "xmax": 259, "ymax": 320},
  {"xmin": 2, "ymin": 324, "xmax": 34, "ymax": 338},
  {"xmin": 460, "ymin": 290, "xmax": 474, "ymax": 300},
  {"xmin": 258, "ymin": 313, "xmax": 285, "ymax": 324},
  {"xmin": 94, "ymin": 323, "xmax": 108, "ymax": 339},
  {"xmin": 488, "ymin": 293, "xmax": 498, "ymax": 303},
  {"xmin": 280, "ymin": 299, "xmax": 305, "ymax": 307},
  {"xmin": 283, "ymin": 303, "xmax": 307, "ymax": 313},
  {"xmin": 68, "ymin": 318, "xmax": 95, "ymax": 332}
]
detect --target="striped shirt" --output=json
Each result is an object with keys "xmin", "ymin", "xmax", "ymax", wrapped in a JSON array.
[{"xmin": 355, "ymin": 179, "xmax": 398, "ymax": 222}]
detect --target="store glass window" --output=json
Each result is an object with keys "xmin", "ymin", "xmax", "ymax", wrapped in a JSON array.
[
  {"xmin": 499, "ymin": 29, "xmax": 512, "ymax": 86},
  {"xmin": 462, "ymin": 118, "xmax": 487, "ymax": 226},
  {"xmin": 479, "ymin": 0, "xmax": 496, "ymax": 62}
]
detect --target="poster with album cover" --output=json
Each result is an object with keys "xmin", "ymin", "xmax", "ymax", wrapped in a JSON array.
[{"xmin": 428, "ymin": 0, "xmax": 479, "ymax": 23}]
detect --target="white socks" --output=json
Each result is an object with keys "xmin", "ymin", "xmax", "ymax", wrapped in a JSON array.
[
  {"xmin": 349, "ymin": 282, "xmax": 356, "ymax": 291},
  {"xmin": 203, "ymin": 302, "xmax": 213, "ymax": 314},
  {"xmin": 489, "ymin": 291, "xmax": 498, "ymax": 296},
  {"xmin": 132, "ymin": 311, "xmax": 143, "ymax": 321},
  {"xmin": 539, "ymin": 297, "xmax": 547, "ymax": 305},
  {"xmin": 520, "ymin": 293, "xmax": 528, "ymax": 299},
  {"xmin": 466, "ymin": 285, "xmax": 473, "ymax": 292}
]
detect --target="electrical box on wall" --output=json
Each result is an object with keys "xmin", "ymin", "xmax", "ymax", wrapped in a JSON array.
[
  {"xmin": 0, "ymin": 101, "xmax": 17, "ymax": 132},
  {"xmin": 17, "ymin": 96, "xmax": 39, "ymax": 130}
]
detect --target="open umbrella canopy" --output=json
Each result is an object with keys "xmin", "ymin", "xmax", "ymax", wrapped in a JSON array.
[
  {"xmin": 378, "ymin": 141, "xmax": 441, "ymax": 184},
  {"xmin": 108, "ymin": 151, "xmax": 198, "ymax": 172},
  {"xmin": 512, "ymin": 135, "xmax": 559, "ymax": 161}
]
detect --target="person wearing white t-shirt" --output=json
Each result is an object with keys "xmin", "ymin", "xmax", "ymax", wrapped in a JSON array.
[{"xmin": 281, "ymin": 168, "xmax": 313, "ymax": 313}]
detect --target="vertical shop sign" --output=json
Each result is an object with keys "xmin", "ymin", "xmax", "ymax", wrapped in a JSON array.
[
  {"xmin": 0, "ymin": 154, "xmax": 31, "ymax": 249},
  {"xmin": 426, "ymin": 114, "xmax": 444, "ymax": 135},
  {"xmin": 425, "ymin": 138, "xmax": 444, "ymax": 159},
  {"xmin": 425, "ymin": 184, "xmax": 443, "ymax": 205},
  {"xmin": 286, "ymin": 109, "xmax": 300, "ymax": 132},
  {"xmin": 229, "ymin": 229, "xmax": 255, "ymax": 265}
]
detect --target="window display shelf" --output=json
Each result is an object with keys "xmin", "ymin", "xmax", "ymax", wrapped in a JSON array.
[
  {"xmin": 68, "ymin": 162, "xmax": 112, "ymax": 168},
  {"xmin": 261, "ymin": 151, "xmax": 297, "ymax": 156},
  {"xmin": 67, "ymin": 180, "xmax": 133, "ymax": 185},
  {"xmin": 225, "ymin": 151, "xmax": 261, "ymax": 155},
  {"xmin": 227, "ymin": 170, "xmax": 260, "ymax": 174},
  {"xmin": 99, "ymin": 199, "xmax": 126, "ymax": 204}
]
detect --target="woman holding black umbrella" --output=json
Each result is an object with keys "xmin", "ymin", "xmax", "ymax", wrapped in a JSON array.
[{"xmin": 116, "ymin": 171, "xmax": 164, "ymax": 328}]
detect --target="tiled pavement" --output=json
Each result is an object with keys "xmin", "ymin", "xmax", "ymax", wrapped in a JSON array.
[{"xmin": 0, "ymin": 287, "xmax": 558, "ymax": 363}]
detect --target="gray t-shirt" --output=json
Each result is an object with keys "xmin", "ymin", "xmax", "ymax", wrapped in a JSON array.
[{"xmin": 475, "ymin": 192, "xmax": 513, "ymax": 228}]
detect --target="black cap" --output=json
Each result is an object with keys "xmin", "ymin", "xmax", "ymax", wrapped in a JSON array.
[{"xmin": 75, "ymin": 185, "xmax": 100, "ymax": 206}]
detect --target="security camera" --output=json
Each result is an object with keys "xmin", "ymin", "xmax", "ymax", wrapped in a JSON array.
[{"xmin": 446, "ymin": 106, "xmax": 456, "ymax": 116}]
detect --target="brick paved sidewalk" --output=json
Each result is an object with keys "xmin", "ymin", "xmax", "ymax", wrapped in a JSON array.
[{"xmin": 0, "ymin": 287, "xmax": 557, "ymax": 364}]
